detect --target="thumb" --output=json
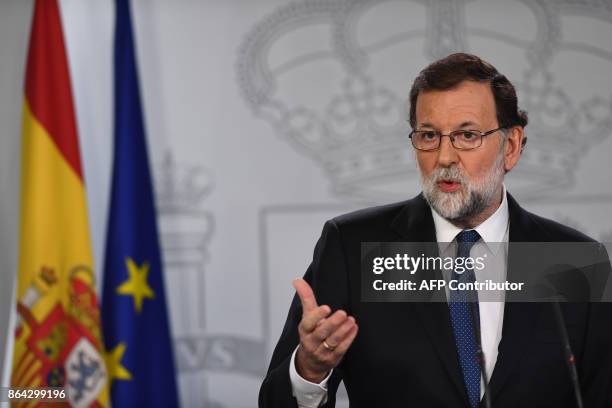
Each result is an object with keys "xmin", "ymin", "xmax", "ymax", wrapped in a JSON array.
[{"xmin": 293, "ymin": 278, "xmax": 318, "ymax": 313}]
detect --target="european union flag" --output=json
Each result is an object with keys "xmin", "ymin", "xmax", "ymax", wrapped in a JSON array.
[{"xmin": 101, "ymin": 0, "xmax": 179, "ymax": 406}]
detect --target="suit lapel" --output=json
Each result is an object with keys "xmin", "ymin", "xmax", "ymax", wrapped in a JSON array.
[
  {"xmin": 390, "ymin": 195, "xmax": 471, "ymax": 406},
  {"xmin": 392, "ymin": 194, "xmax": 547, "ymax": 404},
  {"xmin": 488, "ymin": 194, "xmax": 542, "ymax": 402}
]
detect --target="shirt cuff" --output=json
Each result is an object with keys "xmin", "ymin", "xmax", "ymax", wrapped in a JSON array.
[{"xmin": 289, "ymin": 346, "xmax": 332, "ymax": 408}]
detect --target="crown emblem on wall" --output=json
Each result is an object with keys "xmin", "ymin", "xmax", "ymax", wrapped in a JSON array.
[
  {"xmin": 153, "ymin": 150, "xmax": 214, "ymax": 264},
  {"xmin": 154, "ymin": 151, "xmax": 214, "ymax": 214},
  {"xmin": 237, "ymin": 0, "xmax": 612, "ymax": 202}
]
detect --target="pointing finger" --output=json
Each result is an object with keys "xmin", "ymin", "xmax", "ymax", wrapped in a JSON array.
[
  {"xmin": 301, "ymin": 305, "xmax": 331, "ymax": 333},
  {"xmin": 311, "ymin": 310, "xmax": 348, "ymax": 341}
]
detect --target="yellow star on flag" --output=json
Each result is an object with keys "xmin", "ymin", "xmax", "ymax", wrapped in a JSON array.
[
  {"xmin": 116, "ymin": 257, "xmax": 155, "ymax": 313},
  {"xmin": 105, "ymin": 342, "xmax": 132, "ymax": 384}
]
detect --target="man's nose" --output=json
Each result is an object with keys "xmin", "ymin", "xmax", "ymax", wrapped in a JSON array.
[{"xmin": 436, "ymin": 135, "xmax": 459, "ymax": 167}]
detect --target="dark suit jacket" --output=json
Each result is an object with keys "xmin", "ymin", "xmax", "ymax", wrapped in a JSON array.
[{"xmin": 259, "ymin": 193, "xmax": 612, "ymax": 407}]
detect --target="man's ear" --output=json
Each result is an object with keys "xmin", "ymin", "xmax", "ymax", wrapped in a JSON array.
[{"xmin": 504, "ymin": 126, "xmax": 524, "ymax": 173}]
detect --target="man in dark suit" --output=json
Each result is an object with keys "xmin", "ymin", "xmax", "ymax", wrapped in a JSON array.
[{"xmin": 259, "ymin": 53, "xmax": 612, "ymax": 407}]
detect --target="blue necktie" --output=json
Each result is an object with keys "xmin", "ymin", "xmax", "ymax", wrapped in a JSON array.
[{"xmin": 449, "ymin": 229, "xmax": 481, "ymax": 407}]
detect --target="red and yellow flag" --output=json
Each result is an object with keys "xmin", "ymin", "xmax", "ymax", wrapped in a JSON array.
[{"xmin": 11, "ymin": 0, "xmax": 108, "ymax": 406}]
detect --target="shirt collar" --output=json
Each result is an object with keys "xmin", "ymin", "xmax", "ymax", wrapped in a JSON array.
[{"xmin": 430, "ymin": 184, "xmax": 509, "ymax": 253}]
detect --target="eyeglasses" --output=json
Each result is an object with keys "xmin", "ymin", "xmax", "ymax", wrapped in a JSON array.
[{"xmin": 409, "ymin": 127, "xmax": 505, "ymax": 151}]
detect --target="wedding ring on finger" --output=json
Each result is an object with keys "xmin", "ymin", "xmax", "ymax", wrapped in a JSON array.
[{"xmin": 322, "ymin": 340, "xmax": 337, "ymax": 351}]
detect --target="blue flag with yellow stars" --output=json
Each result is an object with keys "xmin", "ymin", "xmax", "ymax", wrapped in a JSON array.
[{"xmin": 101, "ymin": 0, "xmax": 180, "ymax": 406}]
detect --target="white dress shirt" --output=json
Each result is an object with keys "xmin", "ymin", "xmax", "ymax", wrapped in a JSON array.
[{"xmin": 290, "ymin": 188, "xmax": 510, "ymax": 406}]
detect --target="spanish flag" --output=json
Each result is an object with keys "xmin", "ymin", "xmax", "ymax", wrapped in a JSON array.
[{"xmin": 11, "ymin": 0, "xmax": 108, "ymax": 406}]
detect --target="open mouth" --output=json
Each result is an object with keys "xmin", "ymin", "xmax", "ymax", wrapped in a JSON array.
[{"xmin": 437, "ymin": 179, "xmax": 462, "ymax": 193}]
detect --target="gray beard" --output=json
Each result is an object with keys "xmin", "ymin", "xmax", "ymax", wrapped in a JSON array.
[{"xmin": 421, "ymin": 151, "xmax": 505, "ymax": 224}]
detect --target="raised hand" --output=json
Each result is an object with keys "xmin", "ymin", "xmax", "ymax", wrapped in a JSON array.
[{"xmin": 293, "ymin": 278, "xmax": 359, "ymax": 383}]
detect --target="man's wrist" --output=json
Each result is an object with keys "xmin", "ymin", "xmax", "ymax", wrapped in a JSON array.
[
  {"xmin": 289, "ymin": 346, "xmax": 331, "ymax": 407},
  {"xmin": 295, "ymin": 346, "xmax": 330, "ymax": 383}
]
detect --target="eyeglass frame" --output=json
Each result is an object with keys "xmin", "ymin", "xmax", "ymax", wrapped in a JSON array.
[{"xmin": 408, "ymin": 127, "xmax": 506, "ymax": 151}]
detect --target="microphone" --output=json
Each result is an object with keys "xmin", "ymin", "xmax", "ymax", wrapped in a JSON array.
[
  {"xmin": 533, "ymin": 265, "xmax": 585, "ymax": 408},
  {"xmin": 551, "ymin": 300, "xmax": 584, "ymax": 408},
  {"xmin": 468, "ymin": 290, "xmax": 492, "ymax": 408}
]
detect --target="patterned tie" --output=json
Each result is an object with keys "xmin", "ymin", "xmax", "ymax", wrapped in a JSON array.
[{"xmin": 449, "ymin": 229, "xmax": 481, "ymax": 408}]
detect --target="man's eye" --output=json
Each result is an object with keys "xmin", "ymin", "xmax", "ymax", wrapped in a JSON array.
[
  {"xmin": 421, "ymin": 132, "xmax": 437, "ymax": 140},
  {"xmin": 460, "ymin": 131, "xmax": 477, "ymax": 139}
]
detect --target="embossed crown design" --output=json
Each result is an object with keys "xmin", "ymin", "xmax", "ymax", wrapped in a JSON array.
[
  {"xmin": 237, "ymin": 0, "xmax": 612, "ymax": 201},
  {"xmin": 154, "ymin": 151, "xmax": 213, "ymax": 214}
]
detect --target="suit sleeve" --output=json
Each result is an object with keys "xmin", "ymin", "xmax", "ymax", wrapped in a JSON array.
[
  {"xmin": 259, "ymin": 220, "xmax": 351, "ymax": 408},
  {"xmin": 579, "ymin": 243, "xmax": 612, "ymax": 407}
]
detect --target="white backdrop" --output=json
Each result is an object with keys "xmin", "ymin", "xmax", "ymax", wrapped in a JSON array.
[{"xmin": 1, "ymin": 1, "xmax": 612, "ymax": 407}]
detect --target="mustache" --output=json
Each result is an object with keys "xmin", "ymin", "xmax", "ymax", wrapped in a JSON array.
[{"xmin": 427, "ymin": 166, "xmax": 467, "ymax": 185}]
